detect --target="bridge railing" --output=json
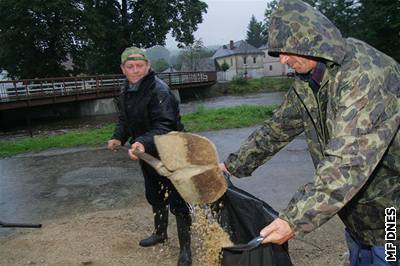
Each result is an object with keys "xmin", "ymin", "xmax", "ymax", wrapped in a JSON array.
[
  {"xmin": 0, "ymin": 75, "xmax": 125, "ymax": 102},
  {"xmin": 0, "ymin": 71, "xmax": 216, "ymax": 102}
]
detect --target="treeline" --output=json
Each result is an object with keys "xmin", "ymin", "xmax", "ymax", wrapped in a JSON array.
[
  {"xmin": 145, "ymin": 40, "xmax": 216, "ymax": 73},
  {"xmin": 246, "ymin": 0, "xmax": 400, "ymax": 63},
  {"xmin": 0, "ymin": 0, "xmax": 207, "ymax": 79}
]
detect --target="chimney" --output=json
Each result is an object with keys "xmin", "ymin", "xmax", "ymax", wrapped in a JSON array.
[{"xmin": 229, "ymin": 40, "xmax": 234, "ymax": 50}]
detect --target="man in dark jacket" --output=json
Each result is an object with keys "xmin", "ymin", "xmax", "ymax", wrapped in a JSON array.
[
  {"xmin": 221, "ymin": 0, "xmax": 399, "ymax": 265},
  {"xmin": 107, "ymin": 46, "xmax": 192, "ymax": 266}
]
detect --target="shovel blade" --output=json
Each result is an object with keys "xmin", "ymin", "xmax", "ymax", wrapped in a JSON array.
[
  {"xmin": 154, "ymin": 132, "xmax": 227, "ymax": 204},
  {"xmin": 169, "ymin": 165, "xmax": 227, "ymax": 204}
]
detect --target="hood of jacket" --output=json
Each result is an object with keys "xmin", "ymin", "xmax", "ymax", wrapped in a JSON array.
[{"xmin": 268, "ymin": 0, "xmax": 346, "ymax": 65}]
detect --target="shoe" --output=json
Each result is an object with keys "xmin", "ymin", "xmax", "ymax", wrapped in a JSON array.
[
  {"xmin": 139, "ymin": 206, "xmax": 169, "ymax": 247},
  {"xmin": 176, "ymin": 213, "xmax": 192, "ymax": 266}
]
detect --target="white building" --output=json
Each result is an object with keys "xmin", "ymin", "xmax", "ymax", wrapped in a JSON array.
[
  {"xmin": 213, "ymin": 40, "xmax": 265, "ymax": 81},
  {"xmin": 259, "ymin": 45, "xmax": 292, "ymax": 76}
]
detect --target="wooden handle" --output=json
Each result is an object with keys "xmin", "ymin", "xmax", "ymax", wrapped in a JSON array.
[{"xmin": 131, "ymin": 149, "xmax": 172, "ymax": 177}]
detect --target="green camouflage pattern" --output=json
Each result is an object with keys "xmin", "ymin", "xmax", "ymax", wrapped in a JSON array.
[
  {"xmin": 267, "ymin": 0, "xmax": 346, "ymax": 64},
  {"xmin": 225, "ymin": 0, "xmax": 400, "ymax": 245}
]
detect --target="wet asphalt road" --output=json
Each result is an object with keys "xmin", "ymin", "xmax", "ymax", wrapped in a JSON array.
[{"xmin": 0, "ymin": 91, "xmax": 315, "ymax": 236}]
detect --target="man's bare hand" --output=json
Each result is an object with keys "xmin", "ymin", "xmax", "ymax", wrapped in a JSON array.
[
  {"xmin": 107, "ymin": 139, "xmax": 122, "ymax": 151},
  {"xmin": 219, "ymin": 163, "xmax": 230, "ymax": 174},
  {"xmin": 128, "ymin": 142, "xmax": 145, "ymax": 160},
  {"xmin": 260, "ymin": 218, "xmax": 294, "ymax": 245}
]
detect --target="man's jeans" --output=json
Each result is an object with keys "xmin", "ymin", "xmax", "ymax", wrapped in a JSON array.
[{"xmin": 346, "ymin": 229, "xmax": 399, "ymax": 266}]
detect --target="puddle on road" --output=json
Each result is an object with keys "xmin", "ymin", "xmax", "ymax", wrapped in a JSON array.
[{"xmin": 58, "ymin": 167, "xmax": 131, "ymax": 186}]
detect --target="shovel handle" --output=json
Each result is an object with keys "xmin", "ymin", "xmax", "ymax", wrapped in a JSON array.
[
  {"xmin": 110, "ymin": 145, "xmax": 173, "ymax": 177},
  {"xmin": 131, "ymin": 149, "xmax": 172, "ymax": 177},
  {"xmin": 0, "ymin": 221, "xmax": 42, "ymax": 228}
]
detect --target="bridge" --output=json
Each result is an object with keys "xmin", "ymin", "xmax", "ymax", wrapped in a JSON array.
[{"xmin": 0, "ymin": 71, "xmax": 217, "ymax": 111}]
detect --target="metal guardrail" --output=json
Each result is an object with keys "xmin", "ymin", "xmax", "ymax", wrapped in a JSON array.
[{"xmin": 0, "ymin": 72, "xmax": 216, "ymax": 102}]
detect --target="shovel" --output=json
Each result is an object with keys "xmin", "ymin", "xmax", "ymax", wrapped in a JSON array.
[
  {"xmin": 222, "ymin": 235, "xmax": 265, "ymax": 252},
  {"xmin": 131, "ymin": 132, "xmax": 227, "ymax": 205}
]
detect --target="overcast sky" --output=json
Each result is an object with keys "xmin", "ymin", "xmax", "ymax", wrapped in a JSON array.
[{"xmin": 166, "ymin": 0, "xmax": 270, "ymax": 48}]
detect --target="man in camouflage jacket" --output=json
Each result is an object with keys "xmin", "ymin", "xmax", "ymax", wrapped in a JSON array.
[{"xmin": 222, "ymin": 0, "xmax": 399, "ymax": 262}]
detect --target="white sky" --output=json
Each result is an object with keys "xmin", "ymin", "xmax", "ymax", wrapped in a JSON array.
[{"xmin": 166, "ymin": 0, "xmax": 270, "ymax": 48}]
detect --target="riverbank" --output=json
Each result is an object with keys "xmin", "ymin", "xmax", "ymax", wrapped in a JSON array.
[
  {"xmin": 0, "ymin": 105, "xmax": 277, "ymax": 158},
  {"xmin": 0, "ymin": 91, "xmax": 286, "ymax": 140}
]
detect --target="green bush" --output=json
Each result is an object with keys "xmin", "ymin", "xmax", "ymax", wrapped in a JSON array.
[
  {"xmin": 232, "ymin": 76, "xmax": 249, "ymax": 86},
  {"xmin": 220, "ymin": 61, "xmax": 230, "ymax": 72}
]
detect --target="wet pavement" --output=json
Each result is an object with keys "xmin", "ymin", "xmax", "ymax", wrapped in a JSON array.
[
  {"xmin": 0, "ymin": 91, "xmax": 316, "ymax": 236},
  {"xmin": 0, "ymin": 147, "xmax": 142, "ymax": 235},
  {"xmin": 0, "ymin": 130, "xmax": 314, "ymax": 237}
]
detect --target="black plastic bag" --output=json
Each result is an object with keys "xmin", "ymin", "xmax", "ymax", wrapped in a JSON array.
[{"xmin": 211, "ymin": 176, "xmax": 293, "ymax": 266}]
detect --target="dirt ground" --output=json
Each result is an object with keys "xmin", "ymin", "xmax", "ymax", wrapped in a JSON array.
[
  {"xmin": 0, "ymin": 140, "xmax": 349, "ymax": 265},
  {"xmin": 0, "ymin": 109, "xmax": 348, "ymax": 266},
  {"xmin": 0, "ymin": 201, "xmax": 347, "ymax": 266}
]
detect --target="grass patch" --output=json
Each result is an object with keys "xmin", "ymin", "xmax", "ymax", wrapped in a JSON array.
[
  {"xmin": 0, "ymin": 105, "xmax": 276, "ymax": 158},
  {"xmin": 224, "ymin": 76, "xmax": 293, "ymax": 94},
  {"xmin": 182, "ymin": 105, "xmax": 276, "ymax": 132},
  {"xmin": 0, "ymin": 124, "xmax": 115, "ymax": 158}
]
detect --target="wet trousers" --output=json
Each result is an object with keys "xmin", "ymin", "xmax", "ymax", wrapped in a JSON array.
[
  {"xmin": 140, "ymin": 161, "xmax": 190, "ymax": 215},
  {"xmin": 346, "ymin": 229, "xmax": 399, "ymax": 266}
]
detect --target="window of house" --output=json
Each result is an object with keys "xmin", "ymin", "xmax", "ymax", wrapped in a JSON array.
[
  {"xmin": 230, "ymin": 58, "xmax": 233, "ymax": 66},
  {"xmin": 269, "ymin": 65, "xmax": 273, "ymax": 71},
  {"xmin": 253, "ymin": 57, "xmax": 256, "ymax": 64},
  {"xmin": 243, "ymin": 56, "xmax": 247, "ymax": 64}
]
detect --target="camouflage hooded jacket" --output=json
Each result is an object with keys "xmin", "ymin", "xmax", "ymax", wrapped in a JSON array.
[{"xmin": 225, "ymin": 0, "xmax": 399, "ymax": 245}]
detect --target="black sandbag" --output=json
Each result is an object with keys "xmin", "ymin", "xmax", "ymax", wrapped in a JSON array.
[{"xmin": 211, "ymin": 176, "xmax": 293, "ymax": 266}]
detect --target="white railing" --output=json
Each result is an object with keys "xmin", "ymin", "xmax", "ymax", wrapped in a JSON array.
[{"xmin": 0, "ymin": 72, "xmax": 215, "ymax": 102}]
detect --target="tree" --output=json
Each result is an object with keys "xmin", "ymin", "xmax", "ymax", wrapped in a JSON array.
[
  {"xmin": 146, "ymin": 46, "xmax": 171, "ymax": 63},
  {"xmin": 151, "ymin": 58, "xmax": 170, "ymax": 72},
  {"xmin": 79, "ymin": 0, "xmax": 124, "ymax": 75},
  {"xmin": 302, "ymin": 0, "xmax": 400, "ymax": 62},
  {"xmin": 0, "ymin": 0, "xmax": 83, "ymax": 78},
  {"xmin": 355, "ymin": 0, "xmax": 400, "ymax": 62},
  {"xmin": 178, "ymin": 39, "xmax": 215, "ymax": 71},
  {"xmin": 220, "ymin": 61, "xmax": 230, "ymax": 72},
  {"xmin": 81, "ymin": 0, "xmax": 208, "ymax": 74},
  {"xmin": 246, "ymin": 15, "xmax": 266, "ymax": 48},
  {"xmin": 180, "ymin": 39, "xmax": 204, "ymax": 71},
  {"xmin": 171, "ymin": 53, "xmax": 183, "ymax": 71},
  {"xmin": 0, "ymin": 0, "xmax": 208, "ymax": 78},
  {"xmin": 263, "ymin": 0, "xmax": 278, "ymax": 45},
  {"xmin": 303, "ymin": 0, "xmax": 358, "ymax": 38}
]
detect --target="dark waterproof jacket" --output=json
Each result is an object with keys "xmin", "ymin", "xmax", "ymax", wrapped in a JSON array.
[
  {"xmin": 225, "ymin": 0, "xmax": 399, "ymax": 245},
  {"xmin": 112, "ymin": 71, "xmax": 184, "ymax": 156}
]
